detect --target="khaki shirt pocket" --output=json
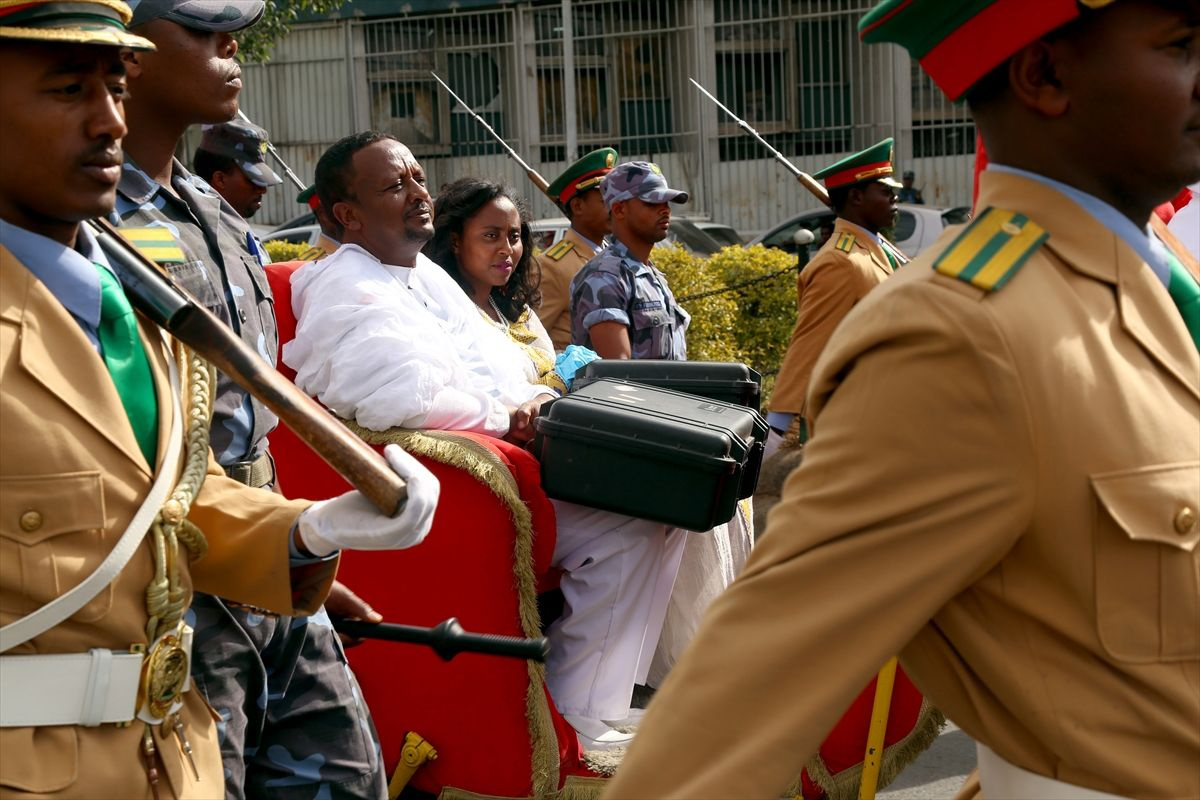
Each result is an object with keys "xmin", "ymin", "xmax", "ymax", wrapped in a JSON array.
[
  {"xmin": 1091, "ymin": 462, "xmax": 1199, "ymax": 662},
  {"xmin": 0, "ymin": 726, "xmax": 77, "ymax": 791},
  {"xmin": 0, "ymin": 472, "xmax": 109, "ymax": 622}
]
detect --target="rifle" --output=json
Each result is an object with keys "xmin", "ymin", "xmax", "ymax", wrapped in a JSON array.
[
  {"xmin": 689, "ymin": 77, "xmax": 910, "ymax": 267},
  {"xmin": 430, "ymin": 71, "xmax": 553, "ymax": 199},
  {"xmin": 236, "ymin": 108, "xmax": 308, "ymax": 193},
  {"xmin": 332, "ymin": 616, "xmax": 549, "ymax": 662},
  {"xmin": 88, "ymin": 217, "xmax": 408, "ymax": 516}
]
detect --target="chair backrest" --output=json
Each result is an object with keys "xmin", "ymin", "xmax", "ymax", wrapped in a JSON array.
[
  {"xmin": 261, "ymin": 258, "xmax": 576, "ymax": 798},
  {"xmin": 264, "ymin": 260, "xmax": 304, "ymax": 383}
]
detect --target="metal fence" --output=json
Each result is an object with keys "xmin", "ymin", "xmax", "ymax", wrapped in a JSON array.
[{"xmin": 223, "ymin": 0, "xmax": 975, "ymax": 234}]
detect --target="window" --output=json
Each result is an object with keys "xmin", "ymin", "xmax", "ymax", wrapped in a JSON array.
[
  {"xmin": 910, "ymin": 61, "xmax": 975, "ymax": 157},
  {"xmin": 794, "ymin": 15, "xmax": 852, "ymax": 155},
  {"xmin": 535, "ymin": 2, "xmax": 682, "ymax": 159},
  {"xmin": 361, "ymin": 13, "xmax": 513, "ymax": 157}
]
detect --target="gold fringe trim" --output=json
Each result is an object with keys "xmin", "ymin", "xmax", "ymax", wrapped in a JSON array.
[
  {"xmin": 437, "ymin": 774, "xmax": 609, "ymax": 800},
  {"xmin": 345, "ymin": 424, "xmax": 560, "ymax": 798},
  {"xmin": 794, "ymin": 699, "xmax": 947, "ymax": 800}
]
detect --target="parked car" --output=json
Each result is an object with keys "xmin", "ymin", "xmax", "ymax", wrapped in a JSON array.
[
  {"xmin": 263, "ymin": 210, "xmax": 321, "ymax": 247},
  {"xmin": 746, "ymin": 204, "xmax": 972, "ymax": 259},
  {"xmin": 694, "ymin": 221, "xmax": 744, "ymax": 247},
  {"xmin": 530, "ymin": 217, "xmax": 724, "ymax": 257}
]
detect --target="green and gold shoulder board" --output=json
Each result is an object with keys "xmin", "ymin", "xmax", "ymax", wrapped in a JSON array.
[
  {"xmin": 834, "ymin": 231, "xmax": 855, "ymax": 253},
  {"xmin": 933, "ymin": 207, "xmax": 1047, "ymax": 292},
  {"xmin": 544, "ymin": 238, "xmax": 576, "ymax": 262},
  {"xmin": 117, "ymin": 226, "xmax": 186, "ymax": 265}
]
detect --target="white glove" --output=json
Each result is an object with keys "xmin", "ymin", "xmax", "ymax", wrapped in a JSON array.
[{"xmin": 297, "ymin": 444, "xmax": 440, "ymax": 556}]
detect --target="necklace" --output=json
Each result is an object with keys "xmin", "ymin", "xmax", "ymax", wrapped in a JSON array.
[{"xmin": 486, "ymin": 295, "xmax": 509, "ymax": 330}]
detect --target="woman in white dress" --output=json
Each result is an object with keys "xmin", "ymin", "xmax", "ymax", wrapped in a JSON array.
[
  {"xmin": 424, "ymin": 177, "xmax": 752, "ymax": 708},
  {"xmin": 423, "ymin": 178, "xmax": 567, "ymax": 399}
]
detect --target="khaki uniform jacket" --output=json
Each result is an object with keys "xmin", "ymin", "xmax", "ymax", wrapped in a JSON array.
[
  {"xmin": 535, "ymin": 227, "xmax": 597, "ymax": 352},
  {"xmin": 769, "ymin": 218, "xmax": 893, "ymax": 418},
  {"xmin": 0, "ymin": 247, "xmax": 333, "ymax": 798},
  {"xmin": 602, "ymin": 171, "xmax": 1200, "ymax": 800}
]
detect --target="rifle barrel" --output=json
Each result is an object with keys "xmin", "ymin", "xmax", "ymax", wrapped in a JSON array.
[
  {"xmin": 430, "ymin": 71, "xmax": 551, "ymax": 196},
  {"xmin": 333, "ymin": 617, "xmax": 549, "ymax": 662},
  {"xmin": 236, "ymin": 109, "xmax": 308, "ymax": 192},
  {"xmin": 689, "ymin": 77, "xmax": 910, "ymax": 265}
]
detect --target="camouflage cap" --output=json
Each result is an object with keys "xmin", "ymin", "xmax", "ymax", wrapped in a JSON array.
[
  {"xmin": 127, "ymin": 0, "xmax": 264, "ymax": 32},
  {"xmin": 601, "ymin": 161, "xmax": 689, "ymax": 209},
  {"xmin": 0, "ymin": 0, "xmax": 155, "ymax": 49},
  {"xmin": 197, "ymin": 119, "xmax": 282, "ymax": 187}
]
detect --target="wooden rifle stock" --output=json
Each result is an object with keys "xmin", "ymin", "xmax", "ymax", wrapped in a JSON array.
[{"xmin": 89, "ymin": 218, "xmax": 407, "ymax": 516}]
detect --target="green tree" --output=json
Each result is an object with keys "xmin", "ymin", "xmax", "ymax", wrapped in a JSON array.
[{"xmin": 236, "ymin": 1, "xmax": 347, "ymax": 64}]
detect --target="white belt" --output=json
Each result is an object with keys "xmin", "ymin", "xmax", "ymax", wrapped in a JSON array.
[
  {"xmin": 0, "ymin": 649, "xmax": 143, "ymax": 727},
  {"xmin": 976, "ymin": 743, "xmax": 1131, "ymax": 800}
]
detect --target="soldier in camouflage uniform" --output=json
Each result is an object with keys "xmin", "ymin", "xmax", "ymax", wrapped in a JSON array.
[
  {"xmin": 192, "ymin": 118, "xmax": 283, "ymax": 220},
  {"xmin": 116, "ymin": 1, "xmax": 387, "ymax": 797},
  {"xmin": 569, "ymin": 161, "xmax": 690, "ymax": 360}
]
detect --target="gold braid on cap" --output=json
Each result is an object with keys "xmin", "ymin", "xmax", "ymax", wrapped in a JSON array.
[{"xmin": 0, "ymin": 0, "xmax": 134, "ymax": 23}]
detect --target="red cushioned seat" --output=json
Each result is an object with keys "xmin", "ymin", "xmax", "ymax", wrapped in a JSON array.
[{"xmin": 264, "ymin": 261, "xmax": 597, "ymax": 798}]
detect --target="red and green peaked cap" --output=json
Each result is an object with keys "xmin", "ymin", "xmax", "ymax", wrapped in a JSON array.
[
  {"xmin": 813, "ymin": 137, "xmax": 902, "ymax": 191},
  {"xmin": 859, "ymin": 0, "xmax": 1118, "ymax": 102},
  {"xmin": 547, "ymin": 147, "xmax": 618, "ymax": 208}
]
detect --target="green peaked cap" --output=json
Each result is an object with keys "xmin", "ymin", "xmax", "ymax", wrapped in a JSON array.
[
  {"xmin": 297, "ymin": 184, "xmax": 318, "ymax": 208},
  {"xmin": 812, "ymin": 137, "xmax": 902, "ymax": 190},
  {"xmin": 548, "ymin": 147, "xmax": 618, "ymax": 207}
]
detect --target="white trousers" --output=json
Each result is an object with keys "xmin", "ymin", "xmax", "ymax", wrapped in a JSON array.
[
  {"xmin": 545, "ymin": 500, "xmax": 686, "ymax": 721},
  {"xmin": 977, "ymin": 744, "xmax": 1131, "ymax": 800},
  {"xmin": 647, "ymin": 503, "xmax": 753, "ymax": 688}
]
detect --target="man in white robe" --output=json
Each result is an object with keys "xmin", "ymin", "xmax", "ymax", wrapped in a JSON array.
[{"xmin": 283, "ymin": 131, "xmax": 686, "ymax": 750}]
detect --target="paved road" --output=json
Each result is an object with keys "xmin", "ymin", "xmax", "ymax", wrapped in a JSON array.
[{"xmin": 878, "ymin": 720, "xmax": 975, "ymax": 800}]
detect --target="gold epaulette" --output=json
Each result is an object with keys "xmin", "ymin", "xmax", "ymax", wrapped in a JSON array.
[
  {"xmin": 834, "ymin": 231, "xmax": 855, "ymax": 253},
  {"xmin": 544, "ymin": 238, "xmax": 576, "ymax": 261},
  {"xmin": 117, "ymin": 226, "xmax": 186, "ymax": 265},
  {"xmin": 298, "ymin": 245, "xmax": 327, "ymax": 262},
  {"xmin": 933, "ymin": 207, "xmax": 1047, "ymax": 292}
]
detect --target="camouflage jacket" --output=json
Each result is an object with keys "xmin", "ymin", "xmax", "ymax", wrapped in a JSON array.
[
  {"xmin": 568, "ymin": 238, "xmax": 689, "ymax": 360},
  {"xmin": 114, "ymin": 157, "xmax": 279, "ymax": 465}
]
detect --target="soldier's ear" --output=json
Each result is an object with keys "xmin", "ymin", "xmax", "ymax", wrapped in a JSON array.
[
  {"xmin": 1008, "ymin": 39, "xmax": 1069, "ymax": 117},
  {"xmin": 121, "ymin": 49, "xmax": 142, "ymax": 80}
]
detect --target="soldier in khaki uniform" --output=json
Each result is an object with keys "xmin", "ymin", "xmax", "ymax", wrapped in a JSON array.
[
  {"xmin": 767, "ymin": 138, "xmax": 901, "ymax": 441},
  {"xmin": 295, "ymin": 184, "xmax": 342, "ymax": 262},
  {"xmin": 535, "ymin": 147, "xmax": 616, "ymax": 351},
  {"xmin": 604, "ymin": 1, "xmax": 1199, "ymax": 799},
  {"xmin": 0, "ymin": 3, "xmax": 439, "ymax": 796}
]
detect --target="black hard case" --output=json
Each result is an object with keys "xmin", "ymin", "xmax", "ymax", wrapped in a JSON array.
[
  {"xmin": 533, "ymin": 379, "xmax": 767, "ymax": 531},
  {"xmin": 570, "ymin": 360, "xmax": 762, "ymax": 411}
]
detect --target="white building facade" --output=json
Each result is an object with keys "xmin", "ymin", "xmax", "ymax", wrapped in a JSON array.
[{"xmin": 229, "ymin": 0, "xmax": 976, "ymax": 234}]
